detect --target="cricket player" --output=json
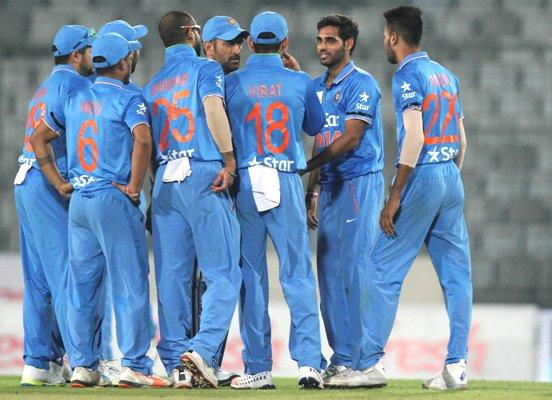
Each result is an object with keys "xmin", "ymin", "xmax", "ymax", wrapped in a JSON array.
[
  {"xmin": 354, "ymin": 6, "xmax": 472, "ymax": 390},
  {"xmin": 95, "ymin": 19, "xmax": 152, "ymax": 381},
  {"xmin": 31, "ymin": 32, "xmax": 166, "ymax": 388},
  {"xmin": 226, "ymin": 11, "xmax": 326, "ymax": 390},
  {"xmin": 200, "ymin": 14, "xmax": 249, "ymax": 386},
  {"xmin": 144, "ymin": 11, "xmax": 241, "ymax": 389},
  {"xmin": 14, "ymin": 24, "xmax": 94, "ymax": 386},
  {"xmin": 203, "ymin": 15, "xmax": 249, "ymax": 75},
  {"xmin": 301, "ymin": 14, "xmax": 385, "ymax": 387}
]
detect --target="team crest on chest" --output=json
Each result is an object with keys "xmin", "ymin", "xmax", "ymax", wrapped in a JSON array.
[{"xmin": 333, "ymin": 91, "xmax": 341, "ymax": 102}]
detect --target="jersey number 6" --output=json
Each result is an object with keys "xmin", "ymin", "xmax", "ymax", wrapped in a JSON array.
[
  {"xmin": 77, "ymin": 119, "xmax": 99, "ymax": 172},
  {"xmin": 246, "ymin": 101, "xmax": 290, "ymax": 154}
]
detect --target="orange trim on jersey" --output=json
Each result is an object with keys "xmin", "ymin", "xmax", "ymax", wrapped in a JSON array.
[{"xmin": 424, "ymin": 134, "xmax": 458, "ymax": 145}]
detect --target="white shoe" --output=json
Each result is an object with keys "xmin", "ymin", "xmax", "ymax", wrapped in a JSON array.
[
  {"xmin": 98, "ymin": 359, "xmax": 121, "ymax": 386},
  {"xmin": 215, "ymin": 367, "xmax": 240, "ymax": 387},
  {"xmin": 422, "ymin": 360, "xmax": 468, "ymax": 390},
  {"xmin": 20, "ymin": 364, "xmax": 65, "ymax": 386},
  {"xmin": 298, "ymin": 366, "xmax": 324, "ymax": 389},
  {"xmin": 359, "ymin": 360, "xmax": 388, "ymax": 388},
  {"xmin": 118, "ymin": 366, "xmax": 168, "ymax": 388},
  {"xmin": 70, "ymin": 367, "xmax": 103, "ymax": 387},
  {"xmin": 170, "ymin": 366, "xmax": 193, "ymax": 389},
  {"xmin": 321, "ymin": 364, "xmax": 349, "ymax": 381},
  {"xmin": 49, "ymin": 357, "xmax": 72, "ymax": 382},
  {"xmin": 230, "ymin": 371, "xmax": 275, "ymax": 389},
  {"xmin": 181, "ymin": 351, "xmax": 218, "ymax": 388},
  {"xmin": 325, "ymin": 368, "xmax": 375, "ymax": 388}
]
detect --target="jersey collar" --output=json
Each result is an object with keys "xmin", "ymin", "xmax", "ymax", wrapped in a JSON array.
[
  {"xmin": 165, "ymin": 43, "xmax": 197, "ymax": 64},
  {"xmin": 246, "ymin": 53, "xmax": 283, "ymax": 68},
  {"xmin": 322, "ymin": 60, "xmax": 356, "ymax": 88},
  {"xmin": 51, "ymin": 64, "xmax": 79, "ymax": 75},
  {"xmin": 397, "ymin": 51, "xmax": 429, "ymax": 71},
  {"xmin": 94, "ymin": 76, "xmax": 125, "ymax": 89}
]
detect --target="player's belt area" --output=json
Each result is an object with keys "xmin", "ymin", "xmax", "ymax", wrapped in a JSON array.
[{"xmin": 424, "ymin": 134, "xmax": 458, "ymax": 145}]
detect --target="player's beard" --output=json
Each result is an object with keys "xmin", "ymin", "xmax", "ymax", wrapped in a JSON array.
[
  {"xmin": 384, "ymin": 40, "xmax": 398, "ymax": 64},
  {"xmin": 223, "ymin": 55, "xmax": 240, "ymax": 74},
  {"xmin": 319, "ymin": 46, "xmax": 346, "ymax": 68},
  {"xmin": 193, "ymin": 41, "xmax": 201, "ymax": 56}
]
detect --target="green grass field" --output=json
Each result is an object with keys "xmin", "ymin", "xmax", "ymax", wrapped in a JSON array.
[{"xmin": 1, "ymin": 377, "xmax": 551, "ymax": 400}]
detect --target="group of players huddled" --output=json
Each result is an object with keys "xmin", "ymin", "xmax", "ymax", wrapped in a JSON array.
[{"xmin": 14, "ymin": 4, "xmax": 473, "ymax": 392}]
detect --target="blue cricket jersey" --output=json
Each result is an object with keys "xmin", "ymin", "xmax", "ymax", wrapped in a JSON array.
[
  {"xmin": 225, "ymin": 54, "xmax": 325, "ymax": 173},
  {"xmin": 18, "ymin": 65, "xmax": 91, "ymax": 177},
  {"xmin": 313, "ymin": 61, "xmax": 384, "ymax": 186},
  {"xmin": 44, "ymin": 76, "xmax": 151, "ymax": 193},
  {"xmin": 143, "ymin": 44, "xmax": 225, "ymax": 165},
  {"xmin": 392, "ymin": 51, "xmax": 464, "ymax": 165}
]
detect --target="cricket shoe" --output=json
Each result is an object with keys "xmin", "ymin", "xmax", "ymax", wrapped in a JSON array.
[
  {"xmin": 70, "ymin": 367, "xmax": 110, "ymax": 387},
  {"xmin": 98, "ymin": 359, "xmax": 121, "ymax": 386},
  {"xmin": 422, "ymin": 360, "xmax": 468, "ymax": 390},
  {"xmin": 49, "ymin": 356, "xmax": 72, "ymax": 382},
  {"xmin": 215, "ymin": 367, "xmax": 240, "ymax": 387},
  {"xmin": 118, "ymin": 367, "xmax": 168, "ymax": 388},
  {"xmin": 181, "ymin": 351, "xmax": 218, "ymax": 388},
  {"xmin": 20, "ymin": 364, "xmax": 66, "ymax": 386},
  {"xmin": 170, "ymin": 366, "xmax": 193, "ymax": 389},
  {"xmin": 321, "ymin": 364, "xmax": 349, "ymax": 382},
  {"xmin": 298, "ymin": 366, "xmax": 324, "ymax": 389},
  {"xmin": 358, "ymin": 360, "xmax": 388, "ymax": 388},
  {"xmin": 230, "ymin": 371, "xmax": 275, "ymax": 389}
]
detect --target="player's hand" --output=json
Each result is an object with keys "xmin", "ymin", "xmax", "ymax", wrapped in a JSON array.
[
  {"xmin": 282, "ymin": 51, "xmax": 301, "ymax": 71},
  {"xmin": 305, "ymin": 193, "xmax": 319, "ymax": 229},
  {"xmin": 379, "ymin": 194, "xmax": 400, "ymax": 237},
  {"xmin": 211, "ymin": 167, "xmax": 235, "ymax": 193},
  {"xmin": 112, "ymin": 182, "xmax": 141, "ymax": 206},
  {"xmin": 57, "ymin": 181, "xmax": 73, "ymax": 199}
]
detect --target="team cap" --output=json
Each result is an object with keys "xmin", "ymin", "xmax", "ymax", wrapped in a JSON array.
[
  {"xmin": 202, "ymin": 16, "xmax": 249, "ymax": 42},
  {"xmin": 249, "ymin": 11, "xmax": 287, "ymax": 44},
  {"xmin": 92, "ymin": 32, "xmax": 134, "ymax": 68},
  {"xmin": 98, "ymin": 20, "xmax": 148, "ymax": 45},
  {"xmin": 52, "ymin": 25, "xmax": 95, "ymax": 56}
]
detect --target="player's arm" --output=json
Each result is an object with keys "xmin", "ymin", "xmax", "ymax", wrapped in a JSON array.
[
  {"xmin": 302, "ymin": 118, "xmax": 366, "ymax": 174},
  {"xmin": 379, "ymin": 108, "xmax": 424, "ymax": 236},
  {"xmin": 282, "ymin": 51, "xmax": 301, "ymax": 71},
  {"xmin": 203, "ymin": 95, "xmax": 236, "ymax": 192},
  {"xmin": 29, "ymin": 120, "xmax": 73, "ymax": 198},
  {"xmin": 115, "ymin": 123, "xmax": 152, "ymax": 204},
  {"xmin": 305, "ymin": 143, "xmax": 321, "ymax": 229},
  {"xmin": 455, "ymin": 119, "xmax": 467, "ymax": 170}
]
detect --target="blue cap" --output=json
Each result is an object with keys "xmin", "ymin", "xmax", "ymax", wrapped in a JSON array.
[
  {"xmin": 202, "ymin": 16, "xmax": 248, "ymax": 42},
  {"xmin": 98, "ymin": 20, "xmax": 144, "ymax": 51},
  {"xmin": 52, "ymin": 25, "xmax": 95, "ymax": 56},
  {"xmin": 250, "ymin": 12, "xmax": 287, "ymax": 44},
  {"xmin": 98, "ymin": 19, "xmax": 147, "ymax": 51},
  {"xmin": 92, "ymin": 33, "xmax": 132, "ymax": 68}
]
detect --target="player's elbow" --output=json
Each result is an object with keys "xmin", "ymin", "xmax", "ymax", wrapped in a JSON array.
[{"xmin": 346, "ymin": 134, "xmax": 362, "ymax": 151}]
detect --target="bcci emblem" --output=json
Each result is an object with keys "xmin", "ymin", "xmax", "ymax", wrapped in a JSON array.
[
  {"xmin": 334, "ymin": 91, "xmax": 341, "ymax": 102},
  {"xmin": 228, "ymin": 18, "xmax": 236, "ymax": 25}
]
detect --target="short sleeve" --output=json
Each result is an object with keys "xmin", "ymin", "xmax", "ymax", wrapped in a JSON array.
[
  {"xmin": 344, "ymin": 75, "xmax": 380, "ymax": 129},
  {"xmin": 198, "ymin": 60, "xmax": 225, "ymax": 101},
  {"xmin": 393, "ymin": 70, "xmax": 425, "ymax": 112},
  {"xmin": 302, "ymin": 75, "xmax": 325, "ymax": 136},
  {"xmin": 453, "ymin": 74, "xmax": 464, "ymax": 119},
  {"xmin": 124, "ymin": 94, "xmax": 151, "ymax": 132},
  {"xmin": 43, "ymin": 97, "xmax": 66, "ymax": 136}
]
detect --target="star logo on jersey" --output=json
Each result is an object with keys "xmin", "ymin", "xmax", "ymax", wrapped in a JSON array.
[
  {"xmin": 136, "ymin": 102, "xmax": 147, "ymax": 115},
  {"xmin": 248, "ymin": 156, "xmax": 262, "ymax": 167},
  {"xmin": 359, "ymin": 91, "xmax": 370, "ymax": 102},
  {"xmin": 215, "ymin": 74, "xmax": 223, "ymax": 90},
  {"xmin": 428, "ymin": 146, "xmax": 440, "ymax": 162},
  {"xmin": 400, "ymin": 81, "xmax": 412, "ymax": 92}
]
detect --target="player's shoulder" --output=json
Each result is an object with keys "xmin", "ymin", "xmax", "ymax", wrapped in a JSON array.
[
  {"xmin": 196, "ymin": 56, "xmax": 223, "ymax": 72},
  {"xmin": 350, "ymin": 66, "xmax": 381, "ymax": 90}
]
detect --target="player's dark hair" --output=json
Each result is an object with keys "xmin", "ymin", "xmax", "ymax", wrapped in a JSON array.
[
  {"xmin": 158, "ymin": 10, "xmax": 196, "ymax": 48},
  {"xmin": 54, "ymin": 46, "xmax": 88, "ymax": 65},
  {"xmin": 317, "ymin": 14, "xmax": 358, "ymax": 55},
  {"xmin": 95, "ymin": 55, "xmax": 128, "ymax": 76},
  {"xmin": 383, "ymin": 6, "xmax": 423, "ymax": 47},
  {"xmin": 252, "ymin": 36, "xmax": 284, "ymax": 54}
]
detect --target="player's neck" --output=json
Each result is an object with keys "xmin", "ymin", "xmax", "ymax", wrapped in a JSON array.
[
  {"xmin": 395, "ymin": 46, "xmax": 421, "ymax": 65},
  {"xmin": 325, "ymin": 55, "xmax": 351, "ymax": 86}
]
